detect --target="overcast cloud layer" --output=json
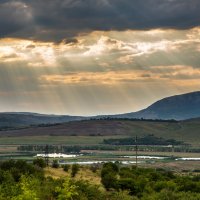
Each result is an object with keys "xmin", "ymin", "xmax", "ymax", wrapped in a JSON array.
[{"xmin": 1, "ymin": 0, "xmax": 200, "ymax": 41}]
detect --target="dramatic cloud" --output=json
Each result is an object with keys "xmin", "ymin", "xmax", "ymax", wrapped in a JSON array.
[
  {"xmin": 0, "ymin": 1, "xmax": 33, "ymax": 37},
  {"xmin": 1, "ymin": 0, "xmax": 200, "ymax": 41},
  {"xmin": 0, "ymin": 1, "xmax": 200, "ymax": 115}
]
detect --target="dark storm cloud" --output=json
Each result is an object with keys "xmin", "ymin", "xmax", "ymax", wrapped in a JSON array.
[
  {"xmin": 1, "ymin": 0, "xmax": 200, "ymax": 41},
  {"xmin": 0, "ymin": 1, "xmax": 33, "ymax": 37}
]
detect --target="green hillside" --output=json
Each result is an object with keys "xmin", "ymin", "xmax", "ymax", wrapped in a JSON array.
[{"xmin": 0, "ymin": 119, "xmax": 199, "ymax": 146}]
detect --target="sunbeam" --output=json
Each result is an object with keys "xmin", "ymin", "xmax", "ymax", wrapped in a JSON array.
[{"xmin": 0, "ymin": 27, "xmax": 200, "ymax": 115}]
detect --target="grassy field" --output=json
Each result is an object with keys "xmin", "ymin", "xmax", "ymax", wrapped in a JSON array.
[
  {"xmin": 0, "ymin": 144, "xmax": 199, "ymax": 173},
  {"xmin": 143, "ymin": 160, "xmax": 200, "ymax": 173},
  {"xmin": 44, "ymin": 166, "xmax": 102, "ymax": 186},
  {"xmin": 0, "ymin": 119, "xmax": 199, "ymax": 169},
  {"xmin": 0, "ymin": 135, "xmax": 129, "ymax": 145},
  {"xmin": 44, "ymin": 160, "xmax": 200, "ymax": 180},
  {"xmin": 81, "ymin": 150, "xmax": 200, "ymax": 158},
  {"xmin": 0, "ymin": 119, "xmax": 200, "ymax": 146}
]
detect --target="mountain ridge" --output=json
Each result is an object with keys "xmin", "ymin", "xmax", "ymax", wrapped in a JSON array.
[
  {"xmin": 0, "ymin": 113, "xmax": 87, "ymax": 129},
  {"xmin": 0, "ymin": 91, "xmax": 200, "ymax": 129},
  {"xmin": 113, "ymin": 91, "xmax": 200, "ymax": 120}
]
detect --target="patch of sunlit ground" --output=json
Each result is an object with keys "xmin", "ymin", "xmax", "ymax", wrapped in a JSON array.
[{"xmin": 44, "ymin": 166, "xmax": 102, "ymax": 186}]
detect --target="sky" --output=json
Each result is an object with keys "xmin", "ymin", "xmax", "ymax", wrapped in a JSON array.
[{"xmin": 0, "ymin": 0, "xmax": 200, "ymax": 116}]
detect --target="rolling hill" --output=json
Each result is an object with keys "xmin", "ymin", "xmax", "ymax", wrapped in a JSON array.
[
  {"xmin": 0, "ymin": 112, "xmax": 86, "ymax": 129},
  {"xmin": 0, "ymin": 118, "xmax": 200, "ymax": 145},
  {"xmin": 0, "ymin": 91, "xmax": 200, "ymax": 131},
  {"xmin": 114, "ymin": 91, "xmax": 200, "ymax": 120}
]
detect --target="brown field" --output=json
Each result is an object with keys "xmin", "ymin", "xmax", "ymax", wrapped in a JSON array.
[
  {"xmin": 0, "ymin": 145, "xmax": 17, "ymax": 152},
  {"xmin": 142, "ymin": 161, "xmax": 200, "ymax": 173}
]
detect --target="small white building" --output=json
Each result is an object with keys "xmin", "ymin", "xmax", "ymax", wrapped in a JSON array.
[{"xmin": 35, "ymin": 153, "xmax": 78, "ymax": 158}]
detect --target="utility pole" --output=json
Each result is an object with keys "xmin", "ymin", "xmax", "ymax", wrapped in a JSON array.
[
  {"xmin": 135, "ymin": 135, "xmax": 138, "ymax": 168},
  {"xmin": 45, "ymin": 144, "xmax": 49, "ymax": 166}
]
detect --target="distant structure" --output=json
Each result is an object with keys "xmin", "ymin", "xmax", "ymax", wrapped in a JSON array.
[
  {"xmin": 36, "ymin": 153, "xmax": 78, "ymax": 158},
  {"xmin": 44, "ymin": 145, "xmax": 49, "ymax": 166}
]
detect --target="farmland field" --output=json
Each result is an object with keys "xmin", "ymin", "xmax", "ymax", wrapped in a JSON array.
[{"xmin": 0, "ymin": 119, "xmax": 200, "ymax": 173}]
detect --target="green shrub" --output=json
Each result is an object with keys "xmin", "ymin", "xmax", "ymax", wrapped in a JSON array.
[
  {"xmin": 33, "ymin": 158, "xmax": 46, "ymax": 168},
  {"xmin": 71, "ymin": 164, "xmax": 79, "ymax": 177},
  {"xmin": 52, "ymin": 160, "xmax": 59, "ymax": 168},
  {"xmin": 63, "ymin": 165, "xmax": 70, "ymax": 172}
]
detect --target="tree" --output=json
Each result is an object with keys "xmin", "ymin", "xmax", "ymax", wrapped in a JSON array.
[
  {"xmin": 52, "ymin": 160, "xmax": 59, "ymax": 168},
  {"xmin": 13, "ymin": 175, "xmax": 40, "ymax": 200},
  {"xmin": 55, "ymin": 178, "xmax": 78, "ymax": 200},
  {"xmin": 33, "ymin": 158, "xmax": 46, "ymax": 168},
  {"xmin": 101, "ymin": 162, "xmax": 119, "ymax": 190},
  {"xmin": 63, "ymin": 165, "xmax": 70, "ymax": 172},
  {"xmin": 71, "ymin": 164, "xmax": 79, "ymax": 178}
]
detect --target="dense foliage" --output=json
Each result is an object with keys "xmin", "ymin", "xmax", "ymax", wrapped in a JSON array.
[
  {"xmin": 18, "ymin": 145, "xmax": 81, "ymax": 154},
  {"xmin": 0, "ymin": 160, "xmax": 199, "ymax": 199},
  {"xmin": 103, "ymin": 134, "xmax": 184, "ymax": 145},
  {"xmin": 18, "ymin": 143, "xmax": 200, "ymax": 153},
  {"xmin": 101, "ymin": 163, "xmax": 200, "ymax": 199}
]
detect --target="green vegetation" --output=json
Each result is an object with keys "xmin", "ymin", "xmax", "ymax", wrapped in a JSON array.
[
  {"xmin": 33, "ymin": 158, "xmax": 46, "ymax": 168},
  {"xmin": 0, "ymin": 159, "xmax": 199, "ymax": 199},
  {"xmin": 71, "ymin": 164, "xmax": 80, "ymax": 177},
  {"xmin": 103, "ymin": 134, "xmax": 185, "ymax": 145},
  {"xmin": 100, "ymin": 162, "xmax": 200, "ymax": 199},
  {"xmin": 62, "ymin": 165, "xmax": 70, "ymax": 172},
  {"xmin": 52, "ymin": 160, "xmax": 59, "ymax": 168},
  {"xmin": 17, "ymin": 142, "xmax": 200, "ymax": 156},
  {"xmin": 0, "ymin": 135, "xmax": 129, "ymax": 145},
  {"xmin": 1, "ymin": 119, "xmax": 200, "ymax": 146}
]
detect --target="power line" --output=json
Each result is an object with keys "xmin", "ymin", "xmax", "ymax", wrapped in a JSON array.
[
  {"xmin": 45, "ymin": 144, "xmax": 49, "ymax": 166},
  {"xmin": 135, "ymin": 135, "xmax": 138, "ymax": 168}
]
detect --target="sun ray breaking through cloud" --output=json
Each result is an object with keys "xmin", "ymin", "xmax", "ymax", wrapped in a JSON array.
[{"xmin": 0, "ymin": 0, "xmax": 200, "ymax": 115}]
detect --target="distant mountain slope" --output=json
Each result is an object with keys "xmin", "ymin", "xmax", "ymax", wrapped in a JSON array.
[
  {"xmin": 115, "ymin": 91, "xmax": 200, "ymax": 120},
  {"xmin": 0, "ymin": 91, "xmax": 200, "ymax": 129},
  {"xmin": 0, "ymin": 112, "xmax": 86, "ymax": 129}
]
